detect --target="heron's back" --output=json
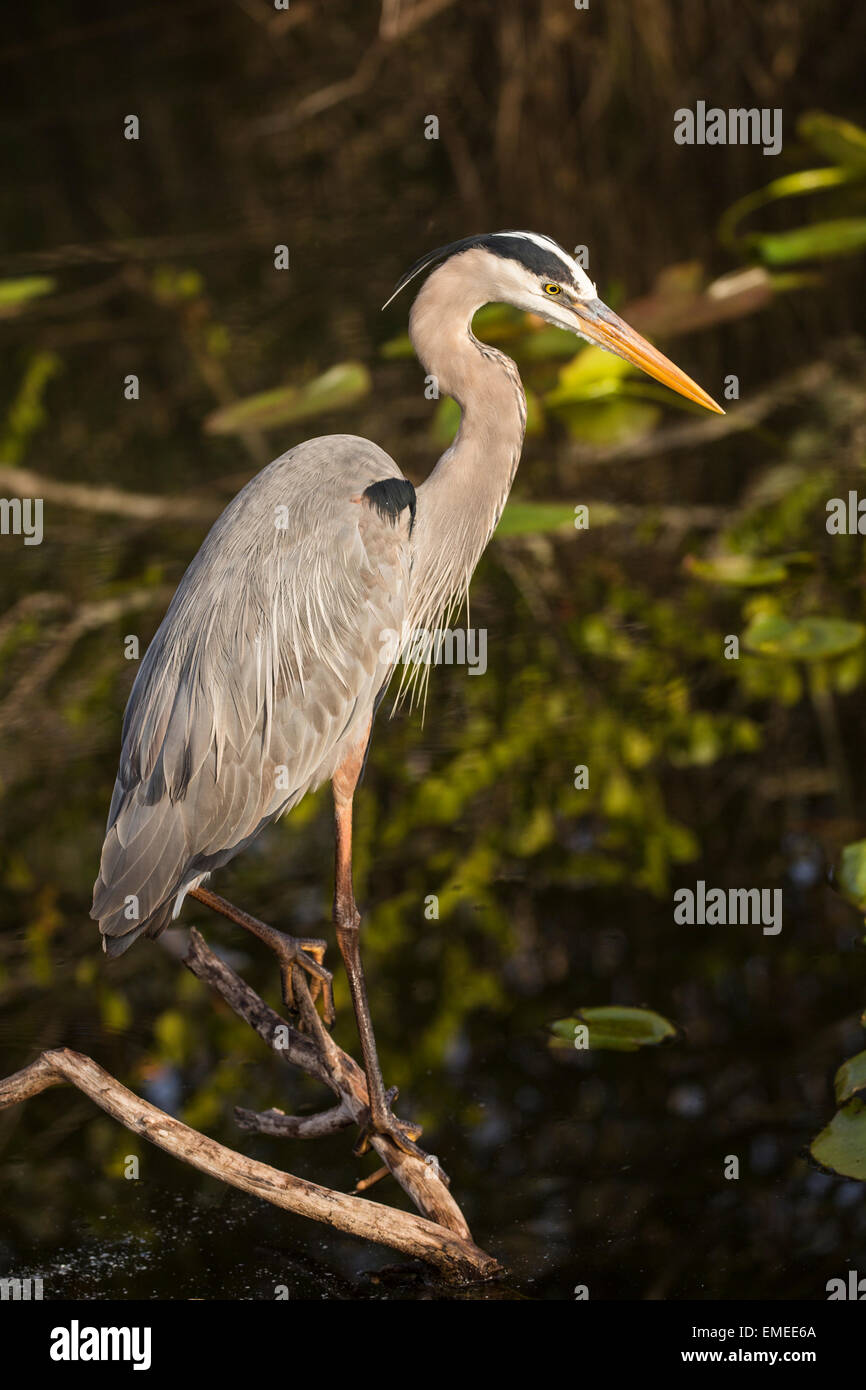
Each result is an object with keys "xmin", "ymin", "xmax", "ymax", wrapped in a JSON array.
[{"xmin": 92, "ymin": 434, "xmax": 414, "ymax": 954}]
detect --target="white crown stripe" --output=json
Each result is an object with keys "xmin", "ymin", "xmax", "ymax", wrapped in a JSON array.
[
  {"xmin": 494, "ymin": 231, "xmax": 596, "ymax": 298},
  {"xmin": 382, "ymin": 231, "xmax": 596, "ymax": 311}
]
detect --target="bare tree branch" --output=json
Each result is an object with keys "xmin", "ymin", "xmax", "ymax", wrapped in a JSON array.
[
  {"xmin": 0, "ymin": 464, "xmax": 219, "ymax": 522},
  {"xmin": 182, "ymin": 928, "xmax": 471, "ymax": 1238},
  {"xmin": 234, "ymin": 1101, "xmax": 354, "ymax": 1138},
  {"xmin": 0, "ymin": 1047, "xmax": 499, "ymax": 1282},
  {"xmin": 0, "ymin": 587, "xmax": 174, "ymax": 730}
]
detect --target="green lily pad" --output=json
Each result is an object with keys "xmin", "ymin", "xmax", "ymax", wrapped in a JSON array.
[
  {"xmin": 835, "ymin": 1050, "xmax": 866, "ymax": 1105},
  {"xmin": 835, "ymin": 840, "xmax": 866, "ymax": 913},
  {"xmin": 686, "ymin": 554, "xmax": 789, "ymax": 587},
  {"xmin": 550, "ymin": 1005, "xmax": 678, "ymax": 1053},
  {"xmin": 743, "ymin": 614, "xmax": 865, "ymax": 661},
  {"xmin": 810, "ymin": 1097, "xmax": 866, "ymax": 1180},
  {"xmin": 204, "ymin": 362, "xmax": 370, "ymax": 434}
]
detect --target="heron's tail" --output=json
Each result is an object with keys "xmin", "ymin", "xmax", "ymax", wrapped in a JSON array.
[{"xmin": 92, "ymin": 897, "xmax": 177, "ymax": 958}]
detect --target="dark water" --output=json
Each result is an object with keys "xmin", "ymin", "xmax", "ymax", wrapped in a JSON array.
[{"xmin": 2, "ymin": 1, "xmax": 866, "ymax": 1301}]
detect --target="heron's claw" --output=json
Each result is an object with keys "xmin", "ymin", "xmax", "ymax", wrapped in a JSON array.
[
  {"xmin": 278, "ymin": 936, "xmax": 335, "ymax": 1027},
  {"xmin": 353, "ymin": 1085, "xmax": 428, "ymax": 1164}
]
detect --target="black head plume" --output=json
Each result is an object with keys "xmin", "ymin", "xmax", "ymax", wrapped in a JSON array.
[{"xmin": 382, "ymin": 231, "xmax": 580, "ymax": 310}]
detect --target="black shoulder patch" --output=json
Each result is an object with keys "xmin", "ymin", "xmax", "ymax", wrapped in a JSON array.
[{"xmin": 363, "ymin": 477, "xmax": 416, "ymax": 535}]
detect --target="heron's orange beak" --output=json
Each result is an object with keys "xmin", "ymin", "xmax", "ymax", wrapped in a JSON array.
[{"xmin": 570, "ymin": 297, "xmax": 725, "ymax": 414}]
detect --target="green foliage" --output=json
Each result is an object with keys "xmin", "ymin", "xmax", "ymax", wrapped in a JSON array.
[
  {"xmin": 719, "ymin": 112, "xmax": 866, "ymax": 267},
  {"xmin": 0, "ymin": 352, "xmax": 62, "ymax": 464},
  {"xmin": 550, "ymin": 1006, "xmax": 678, "ymax": 1052},
  {"xmin": 834, "ymin": 1050, "xmax": 866, "ymax": 1106},
  {"xmin": 378, "ymin": 128, "xmax": 866, "ymax": 463},
  {"xmin": 0, "ymin": 277, "xmax": 55, "ymax": 317},
  {"xmin": 810, "ymin": 1099, "xmax": 866, "ymax": 1181},
  {"xmin": 810, "ymin": 842, "xmax": 866, "ymax": 1180},
  {"xmin": 4, "ymin": 126, "xmax": 866, "ymax": 1237},
  {"xmin": 686, "ymin": 554, "xmax": 791, "ymax": 587},
  {"xmin": 798, "ymin": 111, "xmax": 866, "ymax": 171},
  {"xmin": 836, "ymin": 840, "xmax": 866, "ymax": 913},
  {"xmin": 495, "ymin": 501, "xmax": 576, "ymax": 537},
  {"xmin": 743, "ymin": 614, "xmax": 865, "ymax": 661},
  {"xmin": 204, "ymin": 363, "xmax": 371, "ymax": 434}
]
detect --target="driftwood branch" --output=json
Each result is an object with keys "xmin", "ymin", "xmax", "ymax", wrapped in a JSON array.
[
  {"xmin": 0, "ymin": 923, "xmax": 500, "ymax": 1280},
  {"xmin": 0, "ymin": 1048, "xmax": 498, "ymax": 1282},
  {"xmin": 0, "ymin": 587, "xmax": 174, "ymax": 730},
  {"xmin": 182, "ymin": 928, "xmax": 470, "ymax": 1237},
  {"xmin": 0, "ymin": 463, "xmax": 219, "ymax": 523},
  {"xmin": 234, "ymin": 1101, "xmax": 354, "ymax": 1139}
]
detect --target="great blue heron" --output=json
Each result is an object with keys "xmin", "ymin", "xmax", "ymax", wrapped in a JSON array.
[{"xmin": 92, "ymin": 231, "xmax": 722, "ymax": 1157}]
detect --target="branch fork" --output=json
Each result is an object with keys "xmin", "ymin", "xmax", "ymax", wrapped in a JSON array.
[{"xmin": 0, "ymin": 924, "xmax": 500, "ymax": 1283}]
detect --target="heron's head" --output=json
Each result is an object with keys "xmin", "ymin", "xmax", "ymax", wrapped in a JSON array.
[{"xmin": 386, "ymin": 230, "xmax": 723, "ymax": 415}]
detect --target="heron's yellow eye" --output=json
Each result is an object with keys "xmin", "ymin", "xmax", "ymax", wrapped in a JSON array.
[{"xmin": 543, "ymin": 283, "xmax": 561, "ymax": 295}]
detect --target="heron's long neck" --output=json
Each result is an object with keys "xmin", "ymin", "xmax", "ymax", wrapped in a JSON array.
[{"xmin": 405, "ymin": 280, "xmax": 527, "ymax": 654}]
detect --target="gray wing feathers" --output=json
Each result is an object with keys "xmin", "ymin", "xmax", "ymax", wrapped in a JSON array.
[{"xmin": 92, "ymin": 435, "xmax": 411, "ymax": 954}]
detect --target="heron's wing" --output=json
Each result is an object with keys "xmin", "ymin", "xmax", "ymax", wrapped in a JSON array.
[{"xmin": 92, "ymin": 436, "xmax": 413, "ymax": 953}]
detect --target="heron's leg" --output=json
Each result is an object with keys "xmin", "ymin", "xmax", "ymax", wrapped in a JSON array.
[
  {"xmin": 188, "ymin": 885, "xmax": 334, "ymax": 1026},
  {"xmin": 332, "ymin": 751, "xmax": 425, "ymax": 1162}
]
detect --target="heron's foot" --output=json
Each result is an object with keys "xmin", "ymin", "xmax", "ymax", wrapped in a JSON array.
[
  {"xmin": 278, "ymin": 936, "xmax": 335, "ymax": 1028},
  {"xmin": 353, "ymin": 1085, "xmax": 428, "ymax": 1163}
]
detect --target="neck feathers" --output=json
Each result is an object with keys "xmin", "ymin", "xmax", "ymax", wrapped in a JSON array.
[{"xmin": 395, "ymin": 255, "xmax": 527, "ymax": 709}]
